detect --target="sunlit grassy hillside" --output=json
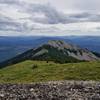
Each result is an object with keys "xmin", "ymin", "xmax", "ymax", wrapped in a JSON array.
[{"xmin": 0, "ymin": 60, "xmax": 100, "ymax": 83}]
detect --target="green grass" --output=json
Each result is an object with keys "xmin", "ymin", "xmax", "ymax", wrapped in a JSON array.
[{"xmin": 0, "ymin": 60, "xmax": 100, "ymax": 83}]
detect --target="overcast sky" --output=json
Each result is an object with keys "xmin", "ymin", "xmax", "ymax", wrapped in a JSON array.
[{"xmin": 0, "ymin": 0, "xmax": 100, "ymax": 36}]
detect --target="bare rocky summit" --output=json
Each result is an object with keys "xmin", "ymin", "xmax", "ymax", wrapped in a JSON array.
[
  {"xmin": 0, "ymin": 81, "xmax": 100, "ymax": 100},
  {"xmin": 46, "ymin": 40, "xmax": 99, "ymax": 61}
]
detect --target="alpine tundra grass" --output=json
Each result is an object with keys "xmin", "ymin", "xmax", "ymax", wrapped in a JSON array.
[{"xmin": 0, "ymin": 60, "xmax": 100, "ymax": 83}]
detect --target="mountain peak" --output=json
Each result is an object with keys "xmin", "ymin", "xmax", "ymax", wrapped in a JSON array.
[
  {"xmin": 48, "ymin": 40, "xmax": 65, "ymax": 45},
  {"xmin": 46, "ymin": 40, "xmax": 79, "ymax": 50},
  {"xmin": 0, "ymin": 40, "xmax": 100, "ymax": 68}
]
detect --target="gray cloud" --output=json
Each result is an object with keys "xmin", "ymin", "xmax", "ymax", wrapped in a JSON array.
[
  {"xmin": 75, "ymin": 0, "xmax": 100, "ymax": 11},
  {"xmin": 0, "ymin": 14, "xmax": 25, "ymax": 32},
  {"xmin": 49, "ymin": 0, "xmax": 100, "ymax": 13},
  {"xmin": 0, "ymin": 0, "xmax": 20, "ymax": 4},
  {"xmin": 1, "ymin": 0, "xmax": 100, "ymax": 24},
  {"xmin": 0, "ymin": 14, "xmax": 12, "ymax": 21},
  {"xmin": 0, "ymin": 22, "xmax": 23, "ymax": 32},
  {"xmin": 19, "ymin": 3, "xmax": 100, "ymax": 24},
  {"xmin": 20, "ymin": 4, "xmax": 68, "ymax": 24},
  {"xmin": 69, "ymin": 13, "xmax": 100, "ymax": 22},
  {"xmin": 0, "ymin": 0, "xmax": 100, "ymax": 36}
]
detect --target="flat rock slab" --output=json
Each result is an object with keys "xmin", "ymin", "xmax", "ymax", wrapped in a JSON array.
[{"xmin": 0, "ymin": 81, "xmax": 100, "ymax": 100}]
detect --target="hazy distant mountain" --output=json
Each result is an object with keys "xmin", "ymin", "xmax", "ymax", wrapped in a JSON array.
[
  {"xmin": 0, "ymin": 36, "xmax": 100, "ymax": 62},
  {"xmin": 0, "ymin": 40, "xmax": 99, "ymax": 68}
]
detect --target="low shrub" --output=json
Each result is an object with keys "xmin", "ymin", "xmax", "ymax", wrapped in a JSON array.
[{"xmin": 32, "ymin": 64, "xmax": 38, "ymax": 69}]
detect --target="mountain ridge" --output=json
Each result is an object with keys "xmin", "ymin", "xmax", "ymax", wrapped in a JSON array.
[
  {"xmin": 0, "ymin": 40, "xmax": 99, "ymax": 68},
  {"xmin": 0, "ymin": 36, "xmax": 100, "ymax": 62}
]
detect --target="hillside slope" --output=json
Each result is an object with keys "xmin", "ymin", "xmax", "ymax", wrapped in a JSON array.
[
  {"xmin": 0, "ymin": 61, "xmax": 100, "ymax": 83},
  {"xmin": 0, "ymin": 40, "xmax": 99, "ymax": 68}
]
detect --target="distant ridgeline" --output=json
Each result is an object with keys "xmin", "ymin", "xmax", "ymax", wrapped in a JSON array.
[{"xmin": 0, "ymin": 40, "xmax": 100, "ymax": 68}]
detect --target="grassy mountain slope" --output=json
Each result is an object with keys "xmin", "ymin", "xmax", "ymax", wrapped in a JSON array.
[{"xmin": 0, "ymin": 60, "xmax": 100, "ymax": 83}]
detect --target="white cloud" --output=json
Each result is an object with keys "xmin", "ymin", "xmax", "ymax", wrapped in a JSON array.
[{"xmin": 0, "ymin": 0, "xmax": 100, "ymax": 36}]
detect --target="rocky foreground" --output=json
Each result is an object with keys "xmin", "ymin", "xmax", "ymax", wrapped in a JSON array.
[{"xmin": 0, "ymin": 81, "xmax": 100, "ymax": 100}]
